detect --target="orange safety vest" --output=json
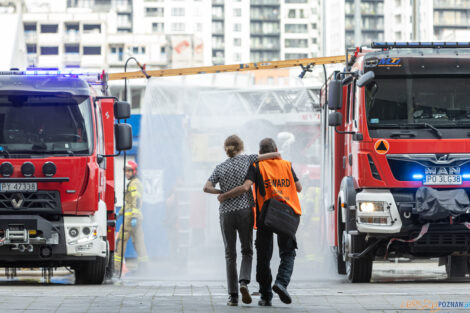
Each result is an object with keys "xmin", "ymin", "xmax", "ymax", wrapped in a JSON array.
[{"xmin": 253, "ymin": 159, "xmax": 302, "ymax": 227}]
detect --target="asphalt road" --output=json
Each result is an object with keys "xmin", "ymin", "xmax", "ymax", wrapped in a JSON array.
[{"xmin": 0, "ymin": 261, "xmax": 468, "ymax": 313}]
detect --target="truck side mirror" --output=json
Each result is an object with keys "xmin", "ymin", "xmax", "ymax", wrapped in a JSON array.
[
  {"xmin": 327, "ymin": 80, "xmax": 342, "ymax": 110},
  {"xmin": 328, "ymin": 111, "xmax": 343, "ymax": 127},
  {"xmin": 357, "ymin": 71, "xmax": 375, "ymax": 88},
  {"xmin": 114, "ymin": 101, "xmax": 131, "ymax": 120},
  {"xmin": 114, "ymin": 124, "xmax": 133, "ymax": 151}
]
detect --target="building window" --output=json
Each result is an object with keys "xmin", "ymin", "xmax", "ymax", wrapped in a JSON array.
[
  {"xmin": 299, "ymin": 9, "xmax": 305, "ymax": 18},
  {"xmin": 26, "ymin": 44, "xmax": 37, "ymax": 54},
  {"xmin": 285, "ymin": 39, "xmax": 308, "ymax": 48},
  {"xmin": 233, "ymin": 23, "xmax": 241, "ymax": 32},
  {"xmin": 133, "ymin": 47, "xmax": 139, "ymax": 54},
  {"xmin": 24, "ymin": 23, "xmax": 37, "ymax": 32},
  {"xmin": 212, "ymin": 21, "xmax": 224, "ymax": 33},
  {"xmin": 285, "ymin": 53, "xmax": 308, "ymax": 59},
  {"xmin": 65, "ymin": 23, "xmax": 79, "ymax": 32},
  {"xmin": 233, "ymin": 53, "xmax": 241, "ymax": 62},
  {"xmin": 311, "ymin": 23, "xmax": 317, "ymax": 29},
  {"xmin": 83, "ymin": 46, "xmax": 101, "ymax": 55},
  {"xmin": 233, "ymin": 8, "xmax": 241, "ymax": 17},
  {"xmin": 64, "ymin": 44, "xmax": 79, "ymax": 54},
  {"xmin": 285, "ymin": 24, "xmax": 308, "ymax": 33},
  {"xmin": 171, "ymin": 7, "xmax": 185, "ymax": 16},
  {"xmin": 83, "ymin": 24, "xmax": 101, "ymax": 33},
  {"xmin": 40, "ymin": 46, "xmax": 59, "ymax": 55},
  {"xmin": 152, "ymin": 22, "xmax": 164, "ymax": 32},
  {"xmin": 171, "ymin": 23, "xmax": 185, "ymax": 31},
  {"xmin": 40, "ymin": 24, "xmax": 58, "ymax": 33},
  {"xmin": 234, "ymin": 38, "xmax": 241, "ymax": 47},
  {"xmin": 288, "ymin": 9, "xmax": 295, "ymax": 18},
  {"xmin": 146, "ymin": 7, "xmax": 164, "ymax": 17}
]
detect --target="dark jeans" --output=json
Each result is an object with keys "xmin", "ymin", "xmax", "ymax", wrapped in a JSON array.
[
  {"xmin": 219, "ymin": 208, "xmax": 254, "ymax": 295},
  {"xmin": 255, "ymin": 228, "xmax": 297, "ymax": 301}
]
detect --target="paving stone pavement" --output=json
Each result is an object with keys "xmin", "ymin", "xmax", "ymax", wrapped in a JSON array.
[{"xmin": 0, "ymin": 262, "xmax": 468, "ymax": 313}]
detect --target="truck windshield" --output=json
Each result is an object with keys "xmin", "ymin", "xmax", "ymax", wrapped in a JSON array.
[
  {"xmin": 0, "ymin": 95, "xmax": 93, "ymax": 155},
  {"xmin": 365, "ymin": 77, "xmax": 470, "ymax": 132}
]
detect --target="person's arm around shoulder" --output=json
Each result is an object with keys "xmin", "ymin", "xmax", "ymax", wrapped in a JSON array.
[{"xmin": 258, "ymin": 152, "xmax": 281, "ymax": 161}]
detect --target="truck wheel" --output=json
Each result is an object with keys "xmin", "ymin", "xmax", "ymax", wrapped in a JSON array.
[
  {"xmin": 346, "ymin": 234, "xmax": 372, "ymax": 283},
  {"xmin": 105, "ymin": 252, "xmax": 114, "ymax": 280},
  {"xmin": 75, "ymin": 256, "xmax": 107, "ymax": 284},
  {"xmin": 336, "ymin": 200, "xmax": 346, "ymax": 275},
  {"xmin": 446, "ymin": 256, "xmax": 468, "ymax": 279}
]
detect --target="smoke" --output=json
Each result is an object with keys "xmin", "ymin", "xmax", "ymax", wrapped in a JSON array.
[{"xmin": 136, "ymin": 71, "xmax": 337, "ymax": 282}]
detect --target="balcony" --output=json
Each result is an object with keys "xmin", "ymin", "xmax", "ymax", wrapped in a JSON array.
[
  {"xmin": 63, "ymin": 54, "xmax": 81, "ymax": 66},
  {"xmin": 63, "ymin": 31, "xmax": 80, "ymax": 43},
  {"xmin": 251, "ymin": 0, "xmax": 280, "ymax": 6},
  {"xmin": 27, "ymin": 55, "xmax": 38, "ymax": 66},
  {"xmin": 117, "ymin": 19, "xmax": 132, "ymax": 29},
  {"xmin": 116, "ymin": 3, "xmax": 132, "ymax": 13}
]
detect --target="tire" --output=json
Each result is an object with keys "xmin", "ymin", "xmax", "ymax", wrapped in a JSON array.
[
  {"xmin": 75, "ymin": 256, "xmax": 107, "ymax": 284},
  {"xmin": 346, "ymin": 234, "xmax": 373, "ymax": 283},
  {"xmin": 446, "ymin": 256, "xmax": 468, "ymax": 279},
  {"xmin": 337, "ymin": 251, "xmax": 346, "ymax": 274},
  {"xmin": 336, "ymin": 200, "xmax": 346, "ymax": 275},
  {"xmin": 105, "ymin": 252, "xmax": 114, "ymax": 280}
]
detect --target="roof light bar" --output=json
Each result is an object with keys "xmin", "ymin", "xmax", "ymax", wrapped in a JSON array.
[
  {"xmin": 371, "ymin": 42, "xmax": 470, "ymax": 49},
  {"xmin": 0, "ymin": 69, "xmax": 103, "ymax": 84}
]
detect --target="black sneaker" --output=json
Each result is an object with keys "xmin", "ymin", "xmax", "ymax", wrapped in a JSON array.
[
  {"xmin": 272, "ymin": 283, "xmax": 292, "ymax": 304},
  {"xmin": 258, "ymin": 299, "xmax": 272, "ymax": 306},
  {"xmin": 227, "ymin": 295, "xmax": 238, "ymax": 306},
  {"xmin": 239, "ymin": 282, "xmax": 252, "ymax": 304}
]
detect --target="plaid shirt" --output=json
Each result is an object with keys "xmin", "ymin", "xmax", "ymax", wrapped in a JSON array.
[{"xmin": 208, "ymin": 154, "xmax": 258, "ymax": 214}]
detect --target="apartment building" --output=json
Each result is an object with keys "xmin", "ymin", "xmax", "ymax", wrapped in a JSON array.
[
  {"xmin": 344, "ymin": 0, "xmax": 384, "ymax": 48},
  {"xmin": 433, "ymin": 0, "xmax": 470, "ymax": 41}
]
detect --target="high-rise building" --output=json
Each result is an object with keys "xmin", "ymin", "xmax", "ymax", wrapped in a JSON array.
[
  {"xmin": 433, "ymin": 0, "xmax": 470, "ymax": 41},
  {"xmin": 345, "ymin": 0, "xmax": 384, "ymax": 48}
]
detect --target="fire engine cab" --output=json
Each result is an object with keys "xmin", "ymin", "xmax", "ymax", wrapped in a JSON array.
[
  {"xmin": 322, "ymin": 42, "xmax": 470, "ymax": 282},
  {"xmin": 0, "ymin": 69, "xmax": 132, "ymax": 284}
]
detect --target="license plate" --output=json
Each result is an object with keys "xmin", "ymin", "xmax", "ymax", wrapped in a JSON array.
[
  {"xmin": 0, "ymin": 183, "xmax": 37, "ymax": 192},
  {"xmin": 424, "ymin": 175, "xmax": 462, "ymax": 185}
]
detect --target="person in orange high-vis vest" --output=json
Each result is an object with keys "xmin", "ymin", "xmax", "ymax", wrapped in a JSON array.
[{"xmin": 218, "ymin": 138, "xmax": 302, "ymax": 307}]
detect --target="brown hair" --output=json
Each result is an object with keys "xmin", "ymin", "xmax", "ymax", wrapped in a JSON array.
[
  {"xmin": 259, "ymin": 138, "xmax": 277, "ymax": 154},
  {"xmin": 224, "ymin": 135, "xmax": 244, "ymax": 157}
]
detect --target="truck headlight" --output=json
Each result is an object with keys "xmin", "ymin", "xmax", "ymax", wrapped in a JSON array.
[
  {"xmin": 358, "ymin": 201, "xmax": 385, "ymax": 213},
  {"xmin": 67, "ymin": 226, "xmax": 98, "ymax": 245}
]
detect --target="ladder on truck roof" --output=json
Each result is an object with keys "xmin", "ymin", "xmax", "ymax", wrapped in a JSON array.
[{"xmin": 108, "ymin": 55, "xmax": 346, "ymax": 80}]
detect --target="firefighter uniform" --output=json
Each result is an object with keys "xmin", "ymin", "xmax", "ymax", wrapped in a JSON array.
[{"xmin": 114, "ymin": 176, "xmax": 149, "ymax": 272}]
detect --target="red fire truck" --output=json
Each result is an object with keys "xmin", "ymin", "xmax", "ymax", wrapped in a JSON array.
[
  {"xmin": 322, "ymin": 42, "xmax": 470, "ymax": 282},
  {"xmin": 0, "ymin": 69, "xmax": 132, "ymax": 284}
]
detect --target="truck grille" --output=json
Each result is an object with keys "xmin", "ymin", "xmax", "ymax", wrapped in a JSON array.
[
  {"xmin": 411, "ymin": 232, "xmax": 470, "ymax": 253},
  {"xmin": 0, "ymin": 191, "xmax": 61, "ymax": 213}
]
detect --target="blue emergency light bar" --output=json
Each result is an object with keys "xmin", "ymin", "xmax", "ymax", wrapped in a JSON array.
[
  {"xmin": 0, "ymin": 68, "xmax": 104, "ymax": 85},
  {"xmin": 371, "ymin": 42, "xmax": 470, "ymax": 49}
]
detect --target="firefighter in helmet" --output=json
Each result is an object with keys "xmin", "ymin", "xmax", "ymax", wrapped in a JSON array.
[{"xmin": 114, "ymin": 160, "xmax": 149, "ymax": 273}]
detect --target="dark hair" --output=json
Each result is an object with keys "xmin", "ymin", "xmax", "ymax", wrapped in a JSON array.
[
  {"xmin": 259, "ymin": 138, "xmax": 277, "ymax": 154},
  {"xmin": 224, "ymin": 135, "xmax": 244, "ymax": 157}
]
